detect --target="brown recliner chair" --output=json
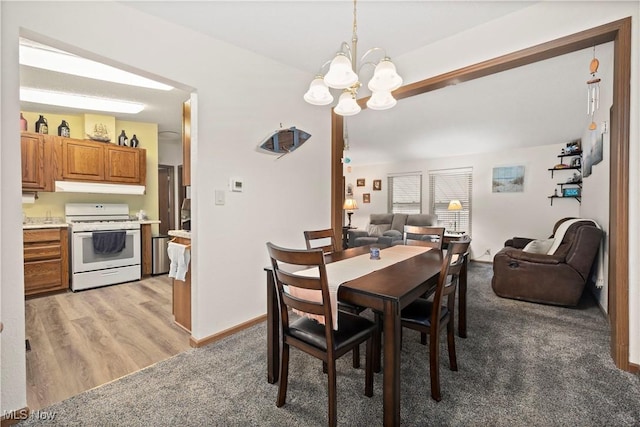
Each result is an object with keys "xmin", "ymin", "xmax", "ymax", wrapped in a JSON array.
[{"xmin": 492, "ymin": 220, "xmax": 603, "ymax": 306}]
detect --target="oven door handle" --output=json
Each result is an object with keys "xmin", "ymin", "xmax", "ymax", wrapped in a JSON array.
[{"xmin": 74, "ymin": 230, "xmax": 139, "ymax": 238}]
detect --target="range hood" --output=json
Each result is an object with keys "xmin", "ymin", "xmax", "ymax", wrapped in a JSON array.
[{"xmin": 55, "ymin": 181, "xmax": 145, "ymax": 195}]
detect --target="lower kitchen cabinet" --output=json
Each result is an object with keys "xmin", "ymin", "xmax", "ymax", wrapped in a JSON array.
[{"xmin": 23, "ymin": 227, "xmax": 69, "ymax": 297}]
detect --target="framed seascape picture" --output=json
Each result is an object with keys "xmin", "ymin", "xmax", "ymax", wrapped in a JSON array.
[
  {"xmin": 363, "ymin": 193, "xmax": 371, "ymax": 203},
  {"xmin": 492, "ymin": 165, "xmax": 525, "ymax": 193}
]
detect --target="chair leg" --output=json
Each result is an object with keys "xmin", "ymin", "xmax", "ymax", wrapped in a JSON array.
[
  {"xmin": 277, "ymin": 344, "xmax": 290, "ymax": 407},
  {"xmin": 420, "ymin": 332, "xmax": 427, "ymax": 345},
  {"xmin": 429, "ymin": 328, "xmax": 442, "ymax": 402},
  {"xmin": 327, "ymin": 360, "xmax": 338, "ymax": 427},
  {"xmin": 364, "ymin": 338, "xmax": 373, "ymax": 397},
  {"xmin": 323, "ymin": 361, "xmax": 327, "ymax": 374},
  {"xmin": 447, "ymin": 320, "xmax": 458, "ymax": 371},
  {"xmin": 352, "ymin": 344, "xmax": 360, "ymax": 369}
]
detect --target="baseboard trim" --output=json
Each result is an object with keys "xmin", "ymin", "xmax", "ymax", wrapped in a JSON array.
[
  {"xmin": 189, "ymin": 314, "xmax": 267, "ymax": 348},
  {"xmin": 1, "ymin": 407, "xmax": 29, "ymax": 426},
  {"xmin": 470, "ymin": 259, "xmax": 492, "ymax": 264},
  {"xmin": 629, "ymin": 362, "xmax": 640, "ymax": 374}
]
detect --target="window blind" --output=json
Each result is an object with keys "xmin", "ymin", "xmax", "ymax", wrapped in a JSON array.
[
  {"xmin": 387, "ymin": 174, "xmax": 422, "ymax": 214},
  {"xmin": 428, "ymin": 168, "xmax": 472, "ymax": 234}
]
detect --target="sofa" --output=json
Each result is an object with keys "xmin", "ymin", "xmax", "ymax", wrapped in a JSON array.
[
  {"xmin": 347, "ymin": 213, "xmax": 438, "ymax": 248},
  {"xmin": 491, "ymin": 219, "xmax": 603, "ymax": 306}
]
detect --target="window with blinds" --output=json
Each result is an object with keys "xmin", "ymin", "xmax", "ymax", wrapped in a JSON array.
[
  {"xmin": 428, "ymin": 168, "xmax": 472, "ymax": 234},
  {"xmin": 387, "ymin": 174, "xmax": 422, "ymax": 214}
]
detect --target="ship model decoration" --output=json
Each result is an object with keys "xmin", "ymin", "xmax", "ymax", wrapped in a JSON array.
[
  {"xmin": 258, "ymin": 126, "xmax": 311, "ymax": 158},
  {"xmin": 87, "ymin": 123, "xmax": 111, "ymax": 142}
]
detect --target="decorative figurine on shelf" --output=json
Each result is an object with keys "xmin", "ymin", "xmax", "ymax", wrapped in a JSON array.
[
  {"xmin": 35, "ymin": 115, "xmax": 48, "ymax": 134},
  {"xmin": 130, "ymin": 134, "xmax": 139, "ymax": 148},
  {"xmin": 118, "ymin": 130, "xmax": 128, "ymax": 146},
  {"xmin": 57, "ymin": 120, "xmax": 70, "ymax": 137},
  {"xmin": 20, "ymin": 113, "xmax": 28, "ymax": 131},
  {"xmin": 554, "ymin": 188, "xmax": 558, "ymax": 197}
]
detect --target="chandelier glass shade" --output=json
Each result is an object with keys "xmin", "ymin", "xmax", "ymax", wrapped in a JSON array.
[{"xmin": 303, "ymin": 0, "xmax": 402, "ymax": 116}]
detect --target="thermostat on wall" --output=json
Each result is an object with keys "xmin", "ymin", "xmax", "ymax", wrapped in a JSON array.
[{"xmin": 230, "ymin": 178, "xmax": 243, "ymax": 192}]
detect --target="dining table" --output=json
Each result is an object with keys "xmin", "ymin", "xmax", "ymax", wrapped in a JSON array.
[{"xmin": 265, "ymin": 244, "xmax": 469, "ymax": 426}]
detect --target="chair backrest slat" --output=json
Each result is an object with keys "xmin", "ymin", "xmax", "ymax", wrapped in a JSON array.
[
  {"xmin": 432, "ymin": 236, "xmax": 471, "ymax": 321},
  {"xmin": 403, "ymin": 226, "xmax": 445, "ymax": 250},
  {"xmin": 304, "ymin": 229, "xmax": 338, "ymax": 255}
]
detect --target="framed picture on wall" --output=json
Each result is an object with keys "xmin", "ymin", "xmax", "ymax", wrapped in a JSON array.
[
  {"xmin": 357, "ymin": 178, "xmax": 365, "ymax": 187},
  {"xmin": 492, "ymin": 165, "xmax": 525, "ymax": 193},
  {"xmin": 363, "ymin": 193, "xmax": 371, "ymax": 203},
  {"xmin": 373, "ymin": 179, "xmax": 382, "ymax": 191}
]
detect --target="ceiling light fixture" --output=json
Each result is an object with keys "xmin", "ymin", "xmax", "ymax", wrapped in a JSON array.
[
  {"xmin": 303, "ymin": 0, "xmax": 402, "ymax": 116},
  {"xmin": 20, "ymin": 87, "xmax": 145, "ymax": 114},
  {"xmin": 19, "ymin": 39, "xmax": 173, "ymax": 91}
]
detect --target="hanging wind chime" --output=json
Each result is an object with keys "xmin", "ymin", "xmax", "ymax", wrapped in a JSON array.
[{"xmin": 586, "ymin": 47, "xmax": 600, "ymax": 130}]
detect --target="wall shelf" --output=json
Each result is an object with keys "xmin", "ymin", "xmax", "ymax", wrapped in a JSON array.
[
  {"xmin": 549, "ymin": 144, "xmax": 582, "ymax": 204},
  {"xmin": 547, "ymin": 195, "xmax": 581, "ymax": 206},
  {"xmin": 547, "ymin": 166, "xmax": 581, "ymax": 178}
]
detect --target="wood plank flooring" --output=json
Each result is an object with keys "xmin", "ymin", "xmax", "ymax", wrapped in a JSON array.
[{"xmin": 25, "ymin": 276, "xmax": 191, "ymax": 410}]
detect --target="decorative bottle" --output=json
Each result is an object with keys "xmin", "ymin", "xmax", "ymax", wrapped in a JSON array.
[
  {"xmin": 57, "ymin": 120, "xmax": 70, "ymax": 137},
  {"xmin": 130, "ymin": 134, "xmax": 139, "ymax": 148},
  {"xmin": 118, "ymin": 130, "xmax": 128, "ymax": 146},
  {"xmin": 20, "ymin": 113, "xmax": 28, "ymax": 131},
  {"xmin": 35, "ymin": 115, "xmax": 48, "ymax": 134}
]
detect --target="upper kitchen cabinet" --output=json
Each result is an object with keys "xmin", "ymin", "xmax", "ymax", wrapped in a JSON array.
[
  {"xmin": 105, "ymin": 144, "xmax": 146, "ymax": 185},
  {"xmin": 58, "ymin": 137, "xmax": 105, "ymax": 181},
  {"xmin": 54, "ymin": 136, "xmax": 146, "ymax": 186},
  {"xmin": 21, "ymin": 132, "xmax": 53, "ymax": 191},
  {"xmin": 182, "ymin": 99, "xmax": 191, "ymax": 186}
]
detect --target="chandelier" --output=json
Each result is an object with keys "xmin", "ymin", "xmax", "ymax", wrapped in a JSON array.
[{"xmin": 303, "ymin": 0, "xmax": 403, "ymax": 116}]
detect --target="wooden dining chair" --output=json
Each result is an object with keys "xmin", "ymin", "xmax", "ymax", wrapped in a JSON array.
[
  {"xmin": 400, "ymin": 236, "xmax": 471, "ymax": 401},
  {"xmin": 266, "ymin": 242, "xmax": 376, "ymax": 427},
  {"xmin": 402, "ymin": 225, "xmax": 446, "ymax": 249},
  {"xmin": 303, "ymin": 228, "xmax": 338, "ymax": 254},
  {"xmin": 304, "ymin": 228, "xmax": 367, "ymax": 368}
]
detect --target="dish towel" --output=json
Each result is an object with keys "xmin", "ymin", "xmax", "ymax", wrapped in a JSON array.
[
  {"xmin": 92, "ymin": 231, "xmax": 126, "ymax": 254},
  {"xmin": 168, "ymin": 242, "xmax": 190, "ymax": 281}
]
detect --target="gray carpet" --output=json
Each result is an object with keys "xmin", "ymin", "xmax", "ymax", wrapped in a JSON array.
[{"xmin": 20, "ymin": 262, "xmax": 640, "ymax": 426}]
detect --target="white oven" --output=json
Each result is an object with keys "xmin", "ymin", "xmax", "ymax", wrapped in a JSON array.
[{"xmin": 66, "ymin": 203, "xmax": 142, "ymax": 291}]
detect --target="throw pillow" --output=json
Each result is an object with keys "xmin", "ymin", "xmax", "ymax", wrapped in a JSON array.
[
  {"xmin": 522, "ymin": 238, "xmax": 555, "ymax": 254},
  {"xmin": 367, "ymin": 223, "xmax": 391, "ymax": 237}
]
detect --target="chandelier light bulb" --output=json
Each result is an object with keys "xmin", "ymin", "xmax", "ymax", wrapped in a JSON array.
[
  {"xmin": 324, "ymin": 53, "xmax": 359, "ymax": 89},
  {"xmin": 366, "ymin": 90, "xmax": 397, "ymax": 110},
  {"xmin": 303, "ymin": 76, "xmax": 334, "ymax": 105},
  {"xmin": 334, "ymin": 91, "xmax": 361, "ymax": 116},
  {"xmin": 368, "ymin": 59, "xmax": 403, "ymax": 92}
]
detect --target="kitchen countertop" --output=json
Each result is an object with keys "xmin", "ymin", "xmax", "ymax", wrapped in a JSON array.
[
  {"xmin": 168, "ymin": 230, "xmax": 191, "ymax": 239},
  {"xmin": 137, "ymin": 219, "xmax": 160, "ymax": 225},
  {"xmin": 23, "ymin": 218, "xmax": 69, "ymax": 229}
]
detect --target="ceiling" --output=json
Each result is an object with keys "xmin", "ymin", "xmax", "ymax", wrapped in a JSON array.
[{"xmin": 20, "ymin": 1, "xmax": 612, "ymax": 162}]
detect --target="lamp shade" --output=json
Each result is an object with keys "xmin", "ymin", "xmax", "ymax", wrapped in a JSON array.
[
  {"xmin": 367, "ymin": 59, "xmax": 403, "ymax": 92},
  {"xmin": 324, "ymin": 53, "xmax": 358, "ymax": 89},
  {"xmin": 343, "ymin": 198, "xmax": 358, "ymax": 210},
  {"xmin": 448, "ymin": 199, "xmax": 462, "ymax": 210},
  {"xmin": 303, "ymin": 76, "xmax": 334, "ymax": 105},
  {"xmin": 366, "ymin": 90, "xmax": 397, "ymax": 110},
  {"xmin": 334, "ymin": 91, "xmax": 361, "ymax": 116}
]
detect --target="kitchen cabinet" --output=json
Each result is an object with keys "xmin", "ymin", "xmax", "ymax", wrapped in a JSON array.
[
  {"xmin": 21, "ymin": 132, "xmax": 53, "ymax": 191},
  {"xmin": 141, "ymin": 223, "xmax": 152, "ymax": 276},
  {"xmin": 182, "ymin": 99, "xmax": 191, "ymax": 186},
  {"xmin": 23, "ymin": 227, "xmax": 69, "ymax": 297},
  {"xmin": 171, "ymin": 235, "xmax": 191, "ymax": 332},
  {"xmin": 54, "ymin": 136, "xmax": 146, "ymax": 186}
]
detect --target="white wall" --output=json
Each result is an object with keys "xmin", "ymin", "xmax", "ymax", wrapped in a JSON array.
[
  {"xmin": 1, "ymin": 1, "xmax": 330, "ymax": 414},
  {"xmin": 390, "ymin": 1, "xmax": 638, "ymax": 364},
  {"xmin": 349, "ymin": 143, "xmax": 581, "ymax": 261}
]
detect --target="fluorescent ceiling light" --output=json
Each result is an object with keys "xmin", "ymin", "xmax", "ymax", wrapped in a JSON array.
[
  {"xmin": 19, "ymin": 40, "xmax": 173, "ymax": 91},
  {"xmin": 20, "ymin": 87, "xmax": 145, "ymax": 114}
]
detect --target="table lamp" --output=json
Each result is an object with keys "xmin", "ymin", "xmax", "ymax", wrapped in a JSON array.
[
  {"xmin": 447, "ymin": 199, "xmax": 462, "ymax": 231},
  {"xmin": 343, "ymin": 198, "xmax": 358, "ymax": 227}
]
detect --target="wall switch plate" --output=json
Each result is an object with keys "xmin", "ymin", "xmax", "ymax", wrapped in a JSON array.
[{"xmin": 215, "ymin": 190, "xmax": 225, "ymax": 205}]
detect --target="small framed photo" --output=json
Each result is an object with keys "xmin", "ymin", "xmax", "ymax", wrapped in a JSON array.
[
  {"xmin": 356, "ymin": 178, "xmax": 365, "ymax": 187},
  {"xmin": 570, "ymin": 157, "xmax": 582, "ymax": 168},
  {"xmin": 363, "ymin": 193, "xmax": 371, "ymax": 203},
  {"xmin": 562, "ymin": 187, "xmax": 581, "ymax": 197},
  {"xmin": 373, "ymin": 179, "xmax": 382, "ymax": 191}
]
